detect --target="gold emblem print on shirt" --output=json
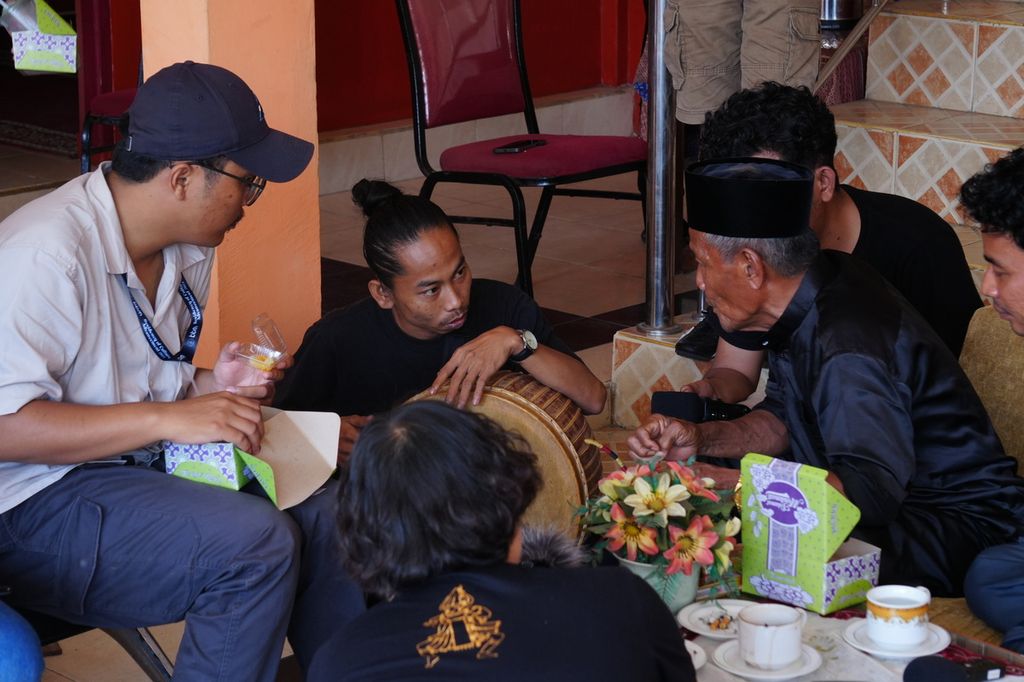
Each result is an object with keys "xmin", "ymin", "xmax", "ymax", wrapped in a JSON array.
[{"xmin": 416, "ymin": 584, "xmax": 505, "ymax": 669}]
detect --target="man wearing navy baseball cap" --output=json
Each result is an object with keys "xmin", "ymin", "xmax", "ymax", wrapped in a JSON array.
[{"xmin": 0, "ymin": 62, "xmax": 362, "ymax": 680}]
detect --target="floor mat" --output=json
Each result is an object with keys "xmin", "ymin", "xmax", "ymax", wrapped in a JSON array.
[{"xmin": 0, "ymin": 120, "xmax": 77, "ymax": 157}]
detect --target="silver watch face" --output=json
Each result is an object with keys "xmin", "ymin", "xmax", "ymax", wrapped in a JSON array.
[{"xmin": 521, "ymin": 329, "xmax": 538, "ymax": 351}]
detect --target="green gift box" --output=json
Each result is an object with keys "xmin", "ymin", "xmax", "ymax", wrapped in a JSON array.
[
  {"xmin": 740, "ymin": 453, "xmax": 880, "ymax": 614},
  {"xmin": 163, "ymin": 408, "xmax": 340, "ymax": 510},
  {"xmin": 0, "ymin": 0, "xmax": 77, "ymax": 74}
]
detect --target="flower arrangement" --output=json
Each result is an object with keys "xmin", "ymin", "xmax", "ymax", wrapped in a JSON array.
[{"xmin": 578, "ymin": 444, "xmax": 740, "ymax": 591}]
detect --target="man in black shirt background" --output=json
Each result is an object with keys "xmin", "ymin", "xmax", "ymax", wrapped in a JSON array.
[{"xmin": 677, "ymin": 82, "xmax": 981, "ymax": 402}]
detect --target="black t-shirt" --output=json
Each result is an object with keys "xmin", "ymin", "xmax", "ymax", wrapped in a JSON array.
[
  {"xmin": 274, "ymin": 279, "xmax": 575, "ymax": 416},
  {"xmin": 720, "ymin": 186, "xmax": 981, "ymax": 356},
  {"xmin": 306, "ymin": 563, "xmax": 697, "ymax": 682}
]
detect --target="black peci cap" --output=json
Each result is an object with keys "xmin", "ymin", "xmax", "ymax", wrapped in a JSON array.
[
  {"xmin": 685, "ymin": 158, "xmax": 814, "ymax": 239},
  {"xmin": 126, "ymin": 61, "xmax": 314, "ymax": 183}
]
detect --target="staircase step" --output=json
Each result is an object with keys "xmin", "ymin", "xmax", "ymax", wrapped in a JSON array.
[
  {"xmin": 866, "ymin": 0, "xmax": 1024, "ymax": 118},
  {"xmin": 834, "ymin": 99, "xmax": 1024, "ymax": 224}
]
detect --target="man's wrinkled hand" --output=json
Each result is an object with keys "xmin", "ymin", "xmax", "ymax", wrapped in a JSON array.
[
  {"xmin": 163, "ymin": 392, "xmax": 265, "ymax": 454},
  {"xmin": 627, "ymin": 413, "xmax": 702, "ymax": 462},
  {"xmin": 337, "ymin": 414, "xmax": 372, "ymax": 467},
  {"xmin": 429, "ymin": 326, "xmax": 520, "ymax": 408}
]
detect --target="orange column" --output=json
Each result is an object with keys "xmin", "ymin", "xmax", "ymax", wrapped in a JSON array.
[{"xmin": 139, "ymin": 0, "xmax": 321, "ymax": 367}]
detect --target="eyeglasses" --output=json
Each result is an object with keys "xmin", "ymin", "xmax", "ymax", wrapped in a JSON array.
[{"xmin": 192, "ymin": 161, "xmax": 267, "ymax": 206}]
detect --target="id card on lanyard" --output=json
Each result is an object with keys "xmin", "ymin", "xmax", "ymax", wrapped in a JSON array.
[{"xmin": 120, "ymin": 273, "xmax": 203, "ymax": 363}]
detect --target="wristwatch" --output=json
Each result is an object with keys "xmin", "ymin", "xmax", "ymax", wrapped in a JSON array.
[{"xmin": 510, "ymin": 329, "xmax": 538, "ymax": 363}]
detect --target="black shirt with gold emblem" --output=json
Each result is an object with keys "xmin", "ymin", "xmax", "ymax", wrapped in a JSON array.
[{"xmin": 307, "ymin": 563, "xmax": 696, "ymax": 681}]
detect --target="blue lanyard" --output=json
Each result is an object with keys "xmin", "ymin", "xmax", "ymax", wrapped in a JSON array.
[{"xmin": 120, "ymin": 273, "xmax": 203, "ymax": 363}]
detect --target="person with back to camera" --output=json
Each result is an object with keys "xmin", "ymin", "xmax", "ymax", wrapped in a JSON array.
[
  {"xmin": 275, "ymin": 180, "xmax": 605, "ymax": 460},
  {"xmin": 307, "ymin": 400, "xmax": 696, "ymax": 681}
]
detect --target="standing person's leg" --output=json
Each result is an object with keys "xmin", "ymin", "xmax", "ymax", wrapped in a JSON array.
[
  {"xmin": 668, "ymin": 0, "xmax": 742, "ymax": 126},
  {"xmin": 965, "ymin": 540, "xmax": 1024, "ymax": 653},
  {"xmin": 740, "ymin": 0, "xmax": 821, "ymax": 90},
  {"xmin": 0, "ymin": 466, "xmax": 300, "ymax": 682},
  {"xmin": 284, "ymin": 479, "xmax": 366, "ymax": 671}
]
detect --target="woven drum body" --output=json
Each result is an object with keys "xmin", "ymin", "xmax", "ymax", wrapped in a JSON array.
[{"xmin": 411, "ymin": 371, "xmax": 601, "ymax": 537}]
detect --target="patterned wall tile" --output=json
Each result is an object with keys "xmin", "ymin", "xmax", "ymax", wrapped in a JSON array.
[
  {"xmin": 611, "ymin": 329, "xmax": 706, "ymax": 428},
  {"xmin": 867, "ymin": 14, "xmax": 977, "ymax": 113},
  {"xmin": 836, "ymin": 125, "xmax": 896, "ymax": 192},
  {"xmin": 894, "ymin": 135, "xmax": 1005, "ymax": 223},
  {"xmin": 973, "ymin": 24, "xmax": 1024, "ymax": 118}
]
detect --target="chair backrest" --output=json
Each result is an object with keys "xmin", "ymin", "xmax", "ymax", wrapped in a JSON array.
[
  {"xmin": 959, "ymin": 305, "xmax": 1024, "ymax": 471},
  {"xmin": 397, "ymin": 0, "xmax": 537, "ymax": 129}
]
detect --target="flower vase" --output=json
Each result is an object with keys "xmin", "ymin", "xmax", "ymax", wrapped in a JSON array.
[{"xmin": 616, "ymin": 556, "xmax": 700, "ymax": 614}]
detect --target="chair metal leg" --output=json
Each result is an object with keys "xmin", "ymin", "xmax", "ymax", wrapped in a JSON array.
[
  {"xmin": 101, "ymin": 627, "xmax": 174, "ymax": 681},
  {"xmin": 506, "ymin": 184, "xmax": 533, "ymax": 297},
  {"xmin": 523, "ymin": 186, "xmax": 554, "ymax": 271}
]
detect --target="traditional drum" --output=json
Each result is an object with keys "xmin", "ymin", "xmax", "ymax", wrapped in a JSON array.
[{"xmin": 410, "ymin": 371, "xmax": 602, "ymax": 537}]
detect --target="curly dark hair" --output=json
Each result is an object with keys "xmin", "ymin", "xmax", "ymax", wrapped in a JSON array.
[
  {"xmin": 699, "ymin": 81, "xmax": 838, "ymax": 173},
  {"xmin": 351, "ymin": 179, "xmax": 458, "ymax": 288},
  {"xmin": 960, "ymin": 147, "xmax": 1024, "ymax": 249},
  {"xmin": 336, "ymin": 401, "xmax": 542, "ymax": 599}
]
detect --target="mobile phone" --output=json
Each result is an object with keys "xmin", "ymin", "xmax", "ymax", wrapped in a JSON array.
[{"xmin": 493, "ymin": 139, "xmax": 547, "ymax": 154}]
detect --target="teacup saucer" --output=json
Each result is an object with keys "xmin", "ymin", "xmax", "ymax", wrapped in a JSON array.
[
  {"xmin": 842, "ymin": 619, "xmax": 951, "ymax": 659},
  {"xmin": 685, "ymin": 640, "xmax": 706, "ymax": 671},
  {"xmin": 712, "ymin": 640, "xmax": 822, "ymax": 680}
]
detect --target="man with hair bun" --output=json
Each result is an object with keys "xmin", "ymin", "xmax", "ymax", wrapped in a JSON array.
[
  {"xmin": 275, "ymin": 179, "xmax": 605, "ymax": 459},
  {"xmin": 628, "ymin": 158, "xmax": 1024, "ymax": 597}
]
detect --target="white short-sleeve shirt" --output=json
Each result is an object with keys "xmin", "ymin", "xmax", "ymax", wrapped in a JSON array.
[{"xmin": 0, "ymin": 165, "xmax": 215, "ymax": 513}]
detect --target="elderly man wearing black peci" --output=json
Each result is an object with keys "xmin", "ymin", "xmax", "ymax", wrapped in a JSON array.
[{"xmin": 628, "ymin": 158, "xmax": 1024, "ymax": 596}]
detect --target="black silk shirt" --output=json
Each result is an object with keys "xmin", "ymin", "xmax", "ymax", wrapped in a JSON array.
[{"xmin": 756, "ymin": 251, "xmax": 1024, "ymax": 595}]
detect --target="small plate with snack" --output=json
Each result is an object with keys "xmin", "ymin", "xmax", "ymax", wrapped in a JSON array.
[{"xmin": 676, "ymin": 599, "xmax": 753, "ymax": 640}]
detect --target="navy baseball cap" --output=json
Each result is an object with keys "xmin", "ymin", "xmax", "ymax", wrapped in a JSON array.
[{"xmin": 126, "ymin": 61, "xmax": 314, "ymax": 183}]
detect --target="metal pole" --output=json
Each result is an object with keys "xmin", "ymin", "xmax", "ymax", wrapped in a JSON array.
[{"xmin": 639, "ymin": 0, "xmax": 682, "ymax": 337}]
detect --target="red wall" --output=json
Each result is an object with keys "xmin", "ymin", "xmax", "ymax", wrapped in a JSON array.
[
  {"xmin": 107, "ymin": 0, "xmax": 645, "ymax": 133},
  {"xmin": 313, "ymin": 0, "xmax": 645, "ymax": 131}
]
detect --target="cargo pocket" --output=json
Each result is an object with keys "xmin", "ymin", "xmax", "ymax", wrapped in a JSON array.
[
  {"xmin": 785, "ymin": 7, "xmax": 822, "ymax": 88},
  {"xmin": 54, "ymin": 497, "xmax": 102, "ymax": 617},
  {"xmin": 662, "ymin": 0, "xmax": 685, "ymax": 92}
]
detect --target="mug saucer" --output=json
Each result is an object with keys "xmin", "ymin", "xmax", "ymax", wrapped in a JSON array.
[
  {"xmin": 712, "ymin": 640, "xmax": 822, "ymax": 681},
  {"xmin": 842, "ymin": 619, "xmax": 951, "ymax": 659}
]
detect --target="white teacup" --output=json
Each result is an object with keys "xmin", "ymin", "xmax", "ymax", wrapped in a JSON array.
[
  {"xmin": 738, "ymin": 603, "xmax": 807, "ymax": 670},
  {"xmin": 866, "ymin": 585, "xmax": 931, "ymax": 649}
]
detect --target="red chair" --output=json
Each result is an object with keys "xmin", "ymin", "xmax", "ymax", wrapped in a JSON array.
[
  {"xmin": 80, "ymin": 87, "xmax": 136, "ymax": 174},
  {"xmin": 395, "ymin": 0, "xmax": 647, "ymax": 297}
]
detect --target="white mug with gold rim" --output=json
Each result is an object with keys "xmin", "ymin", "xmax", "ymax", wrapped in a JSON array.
[{"xmin": 865, "ymin": 584, "xmax": 931, "ymax": 649}]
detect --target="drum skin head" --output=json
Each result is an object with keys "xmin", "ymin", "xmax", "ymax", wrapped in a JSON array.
[{"xmin": 410, "ymin": 372, "xmax": 599, "ymax": 537}]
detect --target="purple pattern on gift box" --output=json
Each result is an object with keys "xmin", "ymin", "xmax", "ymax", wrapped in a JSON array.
[
  {"xmin": 11, "ymin": 31, "xmax": 77, "ymax": 68},
  {"xmin": 752, "ymin": 460, "xmax": 819, "ymax": 578},
  {"xmin": 164, "ymin": 442, "xmax": 241, "ymax": 483},
  {"xmin": 749, "ymin": 575, "xmax": 813, "ymax": 607},
  {"xmin": 761, "ymin": 481, "xmax": 807, "ymax": 526},
  {"xmin": 824, "ymin": 552, "xmax": 881, "ymax": 605}
]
